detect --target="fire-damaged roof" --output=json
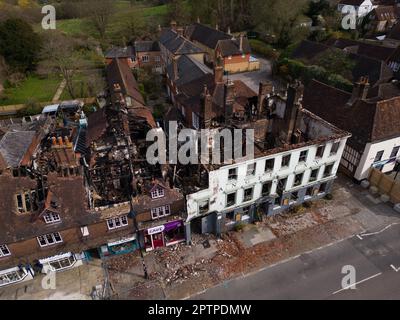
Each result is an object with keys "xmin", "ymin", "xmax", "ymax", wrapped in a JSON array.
[
  {"xmin": 303, "ymin": 80, "xmax": 400, "ymax": 151},
  {"xmin": 86, "ymin": 107, "xmax": 108, "ymax": 147},
  {"xmin": 0, "ymin": 174, "xmax": 96, "ymax": 244}
]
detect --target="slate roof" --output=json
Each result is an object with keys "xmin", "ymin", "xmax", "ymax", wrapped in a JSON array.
[
  {"xmin": 303, "ymin": 80, "xmax": 400, "ymax": 151},
  {"xmin": 185, "ymin": 23, "xmax": 231, "ymax": 50},
  {"xmin": 105, "ymin": 46, "xmax": 136, "ymax": 59},
  {"xmin": 325, "ymin": 38, "xmax": 396, "ymax": 61},
  {"xmin": 217, "ymin": 37, "xmax": 251, "ymax": 57},
  {"xmin": 292, "ymin": 40, "xmax": 394, "ymax": 86},
  {"xmin": 166, "ymin": 55, "xmax": 212, "ymax": 87},
  {"xmin": 134, "ymin": 40, "xmax": 160, "ymax": 52},
  {"xmin": 159, "ymin": 29, "xmax": 203, "ymax": 55},
  {"xmin": 0, "ymin": 131, "xmax": 36, "ymax": 168}
]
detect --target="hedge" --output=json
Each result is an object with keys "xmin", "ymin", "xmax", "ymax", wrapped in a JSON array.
[{"xmin": 249, "ymin": 39, "xmax": 280, "ymax": 60}]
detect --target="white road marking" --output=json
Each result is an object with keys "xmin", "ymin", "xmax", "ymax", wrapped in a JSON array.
[
  {"xmin": 357, "ymin": 222, "xmax": 400, "ymax": 240},
  {"xmin": 332, "ymin": 273, "xmax": 382, "ymax": 295},
  {"xmin": 390, "ymin": 265, "xmax": 400, "ymax": 272}
]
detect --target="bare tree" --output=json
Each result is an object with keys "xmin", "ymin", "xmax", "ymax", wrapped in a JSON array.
[
  {"xmin": 38, "ymin": 31, "xmax": 87, "ymax": 99},
  {"xmin": 86, "ymin": 0, "xmax": 115, "ymax": 40}
]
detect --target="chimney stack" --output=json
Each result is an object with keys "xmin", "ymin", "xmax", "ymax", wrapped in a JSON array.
[
  {"xmin": 224, "ymin": 80, "xmax": 235, "ymax": 125},
  {"xmin": 202, "ymin": 85, "xmax": 213, "ymax": 128},
  {"xmin": 257, "ymin": 81, "xmax": 273, "ymax": 116},
  {"xmin": 197, "ymin": 17, "xmax": 201, "ymax": 23},
  {"xmin": 170, "ymin": 20, "xmax": 177, "ymax": 31},
  {"xmin": 216, "ymin": 24, "xmax": 219, "ymax": 31},
  {"xmin": 348, "ymin": 76, "xmax": 370, "ymax": 106},
  {"xmin": 282, "ymin": 81, "xmax": 303, "ymax": 144},
  {"xmin": 239, "ymin": 33, "xmax": 244, "ymax": 52},
  {"xmin": 214, "ymin": 54, "xmax": 224, "ymax": 84},
  {"xmin": 227, "ymin": 26, "xmax": 231, "ymax": 35}
]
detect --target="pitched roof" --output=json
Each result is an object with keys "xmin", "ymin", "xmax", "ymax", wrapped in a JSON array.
[
  {"xmin": 106, "ymin": 59, "xmax": 145, "ymax": 105},
  {"xmin": 371, "ymin": 5, "xmax": 397, "ymax": 21},
  {"xmin": 86, "ymin": 107, "xmax": 108, "ymax": 147},
  {"xmin": 185, "ymin": 23, "xmax": 232, "ymax": 50},
  {"xmin": 0, "ymin": 131, "xmax": 36, "ymax": 168},
  {"xmin": 159, "ymin": 29, "xmax": 203, "ymax": 55},
  {"xmin": 292, "ymin": 40, "xmax": 394, "ymax": 85},
  {"xmin": 166, "ymin": 55, "xmax": 212, "ymax": 87},
  {"xmin": 105, "ymin": 46, "xmax": 135, "ymax": 59},
  {"xmin": 387, "ymin": 21, "xmax": 400, "ymax": 40},
  {"xmin": 217, "ymin": 37, "xmax": 251, "ymax": 57},
  {"xmin": 326, "ymin": 38, "xmax": 396, "ymax": 61},
  {"xmin": 134, "ymin": 40, "xmax": 160, "ymax": 53},
  {"xmin": 303, "ymin": 80, "xmax": 400, "ymax": 151}
]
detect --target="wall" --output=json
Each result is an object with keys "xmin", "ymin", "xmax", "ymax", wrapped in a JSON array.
[
  {"xmin": 354, "ymin": 135, "xmax": 400, "ymax": 181},
  {"xmin": 369, "ymin": 168, "xmax": 400, "ymax": 204},
  {"xmin": 186, "ymin": 138, "xmax": 348, "ymax": 222}
]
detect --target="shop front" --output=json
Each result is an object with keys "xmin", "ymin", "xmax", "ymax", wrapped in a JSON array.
[
  {"xmin": 144, "ymin": 220, "xmax": 185, "ymax": 252},
  {"xmin": 39, "ymin": 252, "xmax": 84, "ymax": 274},
  {"xmin": 0, "ymin": 265, "xmax": 34, "ymax": 287},
  {"xmin": 99, "ymin": 235, "xmax": 138, "ymax": 258}
]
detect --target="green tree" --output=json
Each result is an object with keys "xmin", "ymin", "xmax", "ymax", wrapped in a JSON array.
[
  {"xmin": 314, "ymin": 49, "xmax": 355, "ymax": 80},
  {"xmin": 0, "ymin": 18, "xmax": 41, "ymax": 72}
]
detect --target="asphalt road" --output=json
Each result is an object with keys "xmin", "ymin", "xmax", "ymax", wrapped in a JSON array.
[{"xmin": 194, "ymin": 223, "xmax": 400, "ymax": 300}]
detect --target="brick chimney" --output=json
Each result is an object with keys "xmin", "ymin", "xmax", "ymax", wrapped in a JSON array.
[
  {"xmin": 214, "ymin": 54, "xmax": 224, "ymax": 84},
  {"xmin": 202, "ymin": 85, "xmax": 213, "ymax": 128},
  {"xmin": 170, "ymin": 20, "xmax": 177, "ymax": 31},
  {"xmin": 197, "ymin": 17, "xmax": 201, "ymax": 23},
  {"xmin": 227, "ymin": 26, "xmax": 231, "ymax": 35},
  {"xmin": 216, "ymin": 24, "xmax": 219, "ymax": 31},
  {"xmin": 257, "ymin": 81, "xmax": 273, "ymax": 116},
  {"xmin": 282, "ymin": 81, "xmax": 303, "ymax": 144},
  {"xmin": 224, "ymin": 80, "xmax": 235, "ymax": 124},
  {"xmin": 239, "ymin": 33, "xmax": 244, "ymax": 52},
  {"xmin": 347, "ymin": 76, "xmax": 370, "ymax": 106}
]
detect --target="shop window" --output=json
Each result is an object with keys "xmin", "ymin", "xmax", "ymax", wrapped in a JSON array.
[
  {"xmin": 319, "ymin": 183, "xmax": 328, "ymax": 194},
  {"xmin": 151, "ymin": 205, "xmax": 171, "ymax": 219},
  {"xmin": 309, "ymin": 168, "xmax": 319, "ymax": 182},
  {"xmin": 228, "ymin": 168, "xmax": 238, "ymax": 181},
  {"xmin": 107, "ymin": 216, "xmax": 128, "ymax": 230},
  {"xmin": 277, "ymin": 178, "xmax": 287, "ymax": 194},
  {"xmin": 198, "ymin": 200, "xmax": 209, "ymax": 214},
  {"xmin": 151, "ymin": 187, "xmax": 165, "ymax": 199},
  {"xmin": 0, "ymin": 268, "xmax": 27, "ymax": 286},
  {"xmin": 243, "ymin": 187, "xmax": 254, "ymax": 202},
  {"xmin": 242, "ymin": 206, "xmax": 251, "ymax": 218},
  {"xmin": 37, "ymin": 232, "xmax": 63, "ymax": 247},
  {"xmin": 299, "ymin": 150, "xmax": 308, "ymax": 163},
  {"xmin": 226, "ymin": 192, "xmax": 236, "ymax": 207},
  {"xmin": 226, "ymin": 211, "xmax": 235, "ymax": 222},
  {"xmin": 274, "ymin": 196, "xmax": 282, "ymax": 206},
  {"xmin": 306, "ymin": 187, "xmax": 314, "ymax": 197},
  {"xmin": 265, "ymin": 159, "xmax": 274, "ymax": 172},
  {"xmin": 0, "ymin": 245, "xmax": 11, "ymax": 258},
  {"xmin": 290, "ymin": 192, "xmax": 299, "ymax": 202},
  {"xmin": 48, "ymin": 255, "xmax": 76, "ymax": 271},
  {"xmin": 281, "ymin": 155, "xmax": 291, "ymax": 168},
  {"xmin": 316, "ymin": 145, "xmax": 325, "ymax": 159},
  {"xmin": 262, "ymin": 182, "xmax": 272, "ymax": 197}
]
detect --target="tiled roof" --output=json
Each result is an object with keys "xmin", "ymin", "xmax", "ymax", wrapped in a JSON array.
[
  {"xmin": 185, "ymin": 23, "xmax": 231, "ymax": 49},
  {"xmin": 0, "ymin": 131, "xmax": 36, "ymax": 168},
  {"xmin": 134, "ymin": 40, "xmax": 160, "ymax": 52},
  {"xmin": 105, "ymin": 46, "xmax": 135, "ymax": 59},
  {"xmin": 159, "ymin": 29, "xmax": 203, "ymax": 55},
  {"xmin": 217, "ymin": 37, "xmax": 251, "ymax": 57},
  {"xmin": 166, "ymin": 55, "xmax": 212, "ymax": 87},
  {"xmin": 303, "ymin": 80, "xmax": 400, "ymax": 151}
]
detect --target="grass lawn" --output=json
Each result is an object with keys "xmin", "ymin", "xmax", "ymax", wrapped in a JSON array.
[
  {"xmin": 53, "ymin": 1, "xmax": 168, "ymax": 40},
  {"xmin": 0, "ymin": 76, "xmax": 61, "ymax": 106}
]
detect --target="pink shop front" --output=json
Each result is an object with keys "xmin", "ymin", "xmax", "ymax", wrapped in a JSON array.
[{"xmin": 144, "ymin": 220, "xmax": 185, "ymax": 252}]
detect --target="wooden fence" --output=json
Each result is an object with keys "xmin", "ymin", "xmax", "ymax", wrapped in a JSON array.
[{"xmin": 368, "ymin": 168, "xmax": 400, "ymax": 204}]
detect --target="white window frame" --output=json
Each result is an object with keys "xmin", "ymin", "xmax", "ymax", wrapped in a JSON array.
[
  {"xmin": 48, "ymin": 255, "xmax": 76, "ymax": 272},
  {"xmin": 0, "ymin": 245, "xmax": 11, "ymax": 258},
  {"xmin": 151, "ymin": 205, "xmax": 171, "ymax": 220},
  {"xmin": 142, "ymin": 55, "xmax": 150, "ymax": 63},
  {"xmin": 246, "ymin": 163, "xmax": 256, "ymax": 176},
  {"xmin": 37, "ymin": 232, "xmax": 63, "ymax": 247},
  {"xmin": 107, "ymin": 216, "xmax": 128, "ymax": 230},
  {"xmin": 43, "ymin": 212, "xmax": 61, "ymax": 224},
  {"xmin": 0, "ymin": 267, "xmax": 28, "ymax": 287},
  {"xmin": 151, "ymin": 187, "xmax": 165, "ymax": 199}
]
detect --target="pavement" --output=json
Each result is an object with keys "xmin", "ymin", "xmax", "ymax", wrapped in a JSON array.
[{"xmin": 2, "ymin": 174, "xmax": 400, "ymax": 300}]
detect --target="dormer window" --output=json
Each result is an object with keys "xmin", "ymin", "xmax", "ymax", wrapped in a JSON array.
[
  {"xmin": 0, "ymin": 245, "xmax": 11, "ymax": 258},
  {"xmin": 151, "ymin": 186, "xmax": 165, "ymax": 199},
  {"xmin": 43, "ymin": 212, "xmax": 61, "ymax": 224}
]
